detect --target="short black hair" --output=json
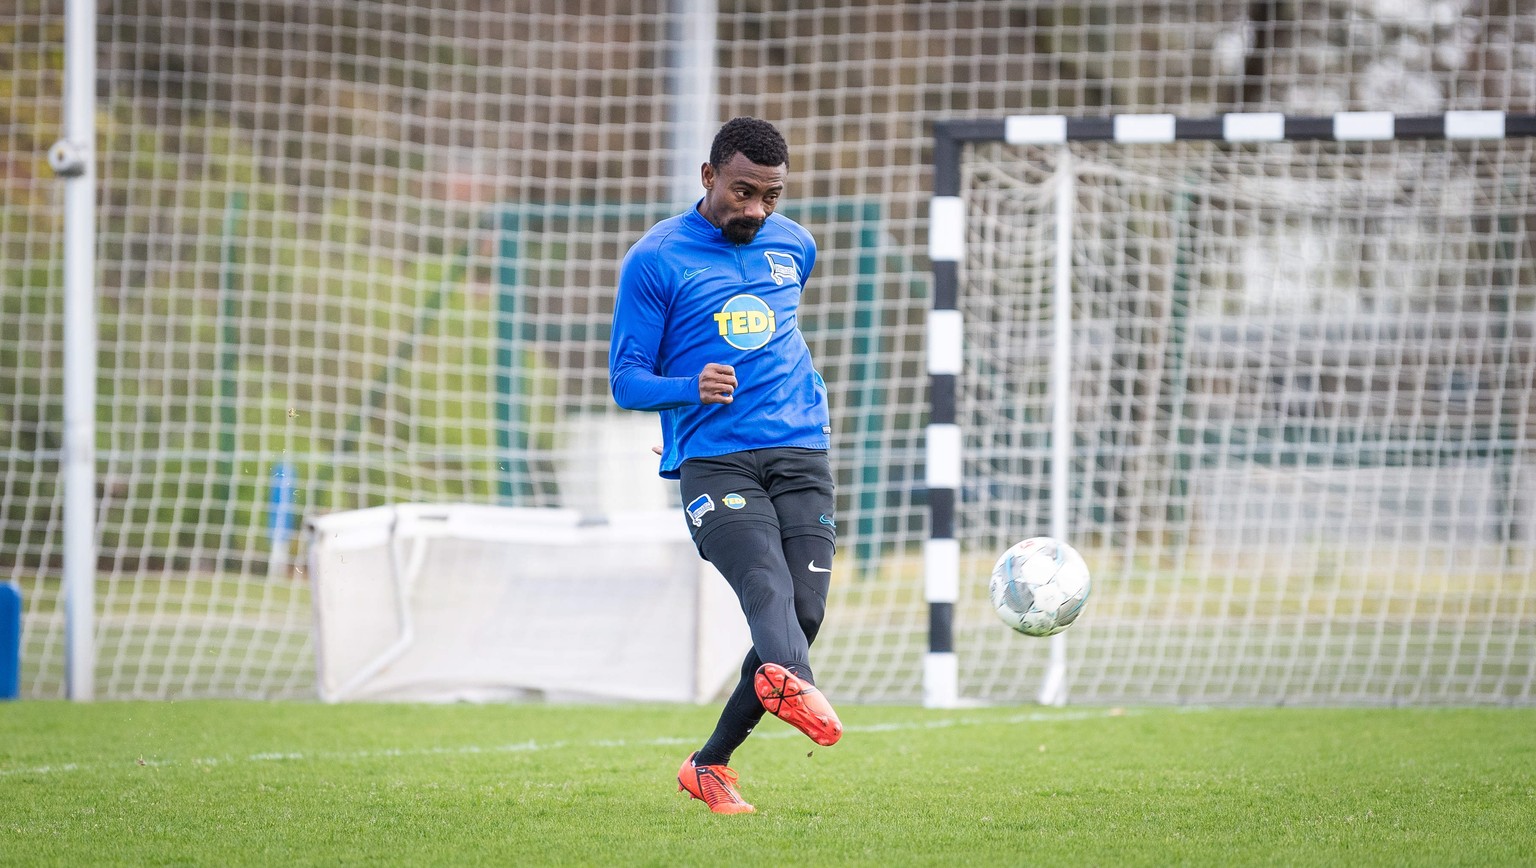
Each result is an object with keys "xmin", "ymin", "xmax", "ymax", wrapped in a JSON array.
[{"xmin": 709, "ymin": 117, "xmax": 789, "ymax": 170}]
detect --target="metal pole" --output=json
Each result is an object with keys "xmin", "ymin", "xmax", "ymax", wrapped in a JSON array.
[
  {"xmin": 51, "ymin": 0, "xmax": 99, "ymax": 701},
  {"xmin": 668, "ymin": 0, "xmax": 717, "ymax": 207},
  {"xmin": 1039, "ymin": 150, "xmax": 1075, "ymax": 707}
]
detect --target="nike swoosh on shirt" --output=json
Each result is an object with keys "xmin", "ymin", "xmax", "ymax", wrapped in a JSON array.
[
  {"xmin": 683, "ymin": 267, "xmax": 711, "ymax": 280},
  {"xmin": 807, "ymin": 561, "xmax": 832, "ymax": 573}
]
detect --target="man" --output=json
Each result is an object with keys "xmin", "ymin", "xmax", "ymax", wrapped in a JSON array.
[{"xmin": 609, "ymin": 117, "xmax": 842, "ymax": 815}]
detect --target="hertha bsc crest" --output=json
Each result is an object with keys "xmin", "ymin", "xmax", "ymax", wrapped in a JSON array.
[
  {"xmin": 686, "ymin": 493, "xmax": 715, "ymax": 527},
  {"xmin": 764, "ymin": 251, "xmax": 799, "ymax": 286}
]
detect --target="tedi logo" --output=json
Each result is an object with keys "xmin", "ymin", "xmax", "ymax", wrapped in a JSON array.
[{"xmin": 713, "ymin": 294, "xmax": 777, "ymax": 350}]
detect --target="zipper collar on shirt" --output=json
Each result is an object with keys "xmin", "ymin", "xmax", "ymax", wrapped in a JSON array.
[{"xmin": 683, "ymin": 199, "xmax": 769, "ymax": 247}]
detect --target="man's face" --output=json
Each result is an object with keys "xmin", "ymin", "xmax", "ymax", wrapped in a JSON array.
[{"xmin": 699, "ymin": 152, "xmax": 786, "ymax": 245}]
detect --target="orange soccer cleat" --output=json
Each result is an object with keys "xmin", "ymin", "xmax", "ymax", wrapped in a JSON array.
[
  {"xmin": 677, "ymin": 752, "xmax": 755, "ymax": 815},
  {"xmin": 754, "ymin": 662, "xmax": 843, "ymax": 747}
]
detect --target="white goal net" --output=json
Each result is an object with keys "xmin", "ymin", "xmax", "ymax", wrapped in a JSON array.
[
  {"xmin": 953, "ymin": 133, "xmax": 1536, "ymax": 705},
  {"xmin": 5, "ymin": 2, "xmax": 1534, "ymax": 705}
]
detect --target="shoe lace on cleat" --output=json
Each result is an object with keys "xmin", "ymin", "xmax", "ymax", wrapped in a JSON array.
[{"xmin": 679, "ymin": 753, "xmax": 753, "ymax": 813}]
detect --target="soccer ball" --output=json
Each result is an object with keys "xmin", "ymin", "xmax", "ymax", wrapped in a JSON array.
[{"xmin": 988, "ymin": 537, "xmax": 1091, "ymax": 637}]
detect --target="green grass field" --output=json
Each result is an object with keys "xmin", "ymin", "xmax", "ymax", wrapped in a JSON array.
[{"xmin": 2, "ymin": 702, "xmax": 1533, "ymax": 866}]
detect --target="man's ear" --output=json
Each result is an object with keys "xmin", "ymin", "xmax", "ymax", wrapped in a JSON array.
[{"xmin": 700, "ymin": 161, "xmax": 715, "ymax": 190}]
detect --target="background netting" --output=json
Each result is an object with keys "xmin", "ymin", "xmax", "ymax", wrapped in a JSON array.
[
  {"xmin": 959, "ymin": 139, "xmax": 1534, "ymax": 704},
  {"xmin": 3, "ymin": 1, "xmax": 1533, "ymax": 702}
]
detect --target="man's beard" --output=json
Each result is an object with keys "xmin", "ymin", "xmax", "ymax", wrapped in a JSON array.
[{"xmin": 721, "ymin": 217, "xmax": 764, "ymax": 245}]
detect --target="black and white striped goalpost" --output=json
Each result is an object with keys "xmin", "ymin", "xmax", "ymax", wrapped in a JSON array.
[{"xmin": 922, "ymin": 110, "xmax": 1536, "ymax": 709}]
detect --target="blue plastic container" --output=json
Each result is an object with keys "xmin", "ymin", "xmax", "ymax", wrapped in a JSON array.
[{"xmin": 0, "ymin": 581, "xmax": 20, "ymax": 700}]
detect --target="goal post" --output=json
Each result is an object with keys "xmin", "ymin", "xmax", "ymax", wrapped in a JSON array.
[{"xmin": 926, "ymin": 111, "xmax": 1536, "ymax": 709}]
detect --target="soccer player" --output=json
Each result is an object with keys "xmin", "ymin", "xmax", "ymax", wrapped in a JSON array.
[{"xmin": 609, "ymin": 117, "xmax": 842, "ymax": 815}]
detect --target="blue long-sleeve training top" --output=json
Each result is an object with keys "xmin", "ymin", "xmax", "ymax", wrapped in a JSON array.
[{"xmin": 609, "ymin": 204, "xmax": 831, "ymax": 479}]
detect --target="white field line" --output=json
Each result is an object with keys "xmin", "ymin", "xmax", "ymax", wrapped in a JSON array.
[{"xmin": 0, "ymin": 706, "xmax": 1186, "ymax": 778}]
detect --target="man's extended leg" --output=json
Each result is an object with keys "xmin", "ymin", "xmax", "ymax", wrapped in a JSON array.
[
  {"xmin": 782, "ymin": 532, "xmax": 832, "ymax": 647},
  {"xmin": 687, "ymin": 517, "xmax": 810, "ymax": 767},
  {"xmin": 753, "ymin": 501, "xmax": 843, "ymax": 746},
  {"xmin": 751, "ymin": 535, "xmax": 842, "ymax": 748},
  {"xmin": 677, "ymin": 454, "xmax": 806, "ymax": 771},
  {"xmin": 693, "ymin": 528, "xmax": 841, "ymax": 762},
  {"xmin": 701, "ymin": 520, "xmax": 813, "ymax": 674},
  {"xmin": 765, "ymin": 448, "xmax": 837, "ymax": 669},
  {"xmin": 677, "ymin": 450, "xmax": 841, "ymax": 766}
]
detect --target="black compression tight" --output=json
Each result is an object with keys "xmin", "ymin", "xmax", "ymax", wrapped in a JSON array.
[{"xmin": 693, "ymin": 525, "xmax": 833, "ymax": 768}]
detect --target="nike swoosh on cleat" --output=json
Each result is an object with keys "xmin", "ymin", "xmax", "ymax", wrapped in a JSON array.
[
  {"xmin": 807, "ymin": 561, "xmax": 832, "ymax": 573},
  {"xmin": 683, "ymin": 267, "xmax": 711, "ymax": 280}
]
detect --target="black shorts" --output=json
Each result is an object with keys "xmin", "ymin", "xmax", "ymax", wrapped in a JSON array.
[{"xmin": 677, "ymin": 447, "xmax": 836, "ymax": 553}]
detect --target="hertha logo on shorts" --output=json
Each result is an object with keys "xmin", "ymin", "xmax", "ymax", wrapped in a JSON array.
[{"xmin": 686, "ymin": 493, "xmax": 715, "ymax": 527}]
